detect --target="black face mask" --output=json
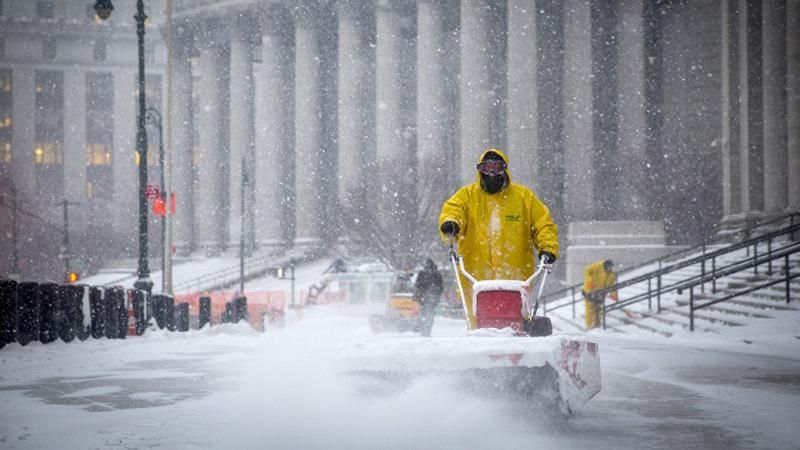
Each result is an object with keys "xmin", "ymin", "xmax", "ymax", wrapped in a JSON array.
[{"xmin": 480, "ymin": 173, "xmax": 506, "ymax": 194}]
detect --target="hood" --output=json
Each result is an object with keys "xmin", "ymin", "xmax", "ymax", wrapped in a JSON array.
[{"xmin": 475, "ymin": 147, "xmax": 512, "ymax": 184}]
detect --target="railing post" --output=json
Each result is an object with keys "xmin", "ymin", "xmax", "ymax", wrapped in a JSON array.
[
  {"xmin": 786, "ymin": 254, "xmax": 791, "ymax": 304},
  {"xmin": 571, "ymin": 286, "xmax": 576, "ymax": 319},
  {"xmin": 767, "ymin": 238, "xmax": 772, "ymax": 275},
  {"xmin": 754, "ymin": 242, "xmax": 758, "ymax": 275},
  {"xmin": 791, "ymin": 214, "xmax": 796, "ymax": 241},
  {"xmin": 647, "ymin": 278, "xmax": 652, "ymax": 310},
  {"xmin": 689, "ymin": 287, "xmax": 694, "ymax": 332},
  {"xmin": 712, "ymin": 257, "xmax": 717, "ymax": 293},
  {"xmin": 602, "ymin": 302, "xmax": 606, "ymax": 330},
  {"xmin": 701, "ymin": 260, "xmax": 706, "ymax": 293},
  {"xmin": 657, "ymin": 276, "xmax": 662, "ymax": 313}
]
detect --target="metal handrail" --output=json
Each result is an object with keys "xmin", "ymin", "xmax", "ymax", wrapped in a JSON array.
[
  {"xmin": 543, "ymin": 221, "xmax": 800, "ymax": 319},
  {"xmin": 684, "ymin": 247, "xmax": 799, "ymax": 331},
  {"xmin": 541, "ymin": 212, "xmax": 800, "ymax": 306},
  {"xmin": 603, "ymin": 240, "xmax": 799, "ymax": 316}
]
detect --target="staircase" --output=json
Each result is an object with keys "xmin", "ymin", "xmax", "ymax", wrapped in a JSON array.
[{"xmin": 544, "ymin": 216, "xmax": 800, "ymax": 338}]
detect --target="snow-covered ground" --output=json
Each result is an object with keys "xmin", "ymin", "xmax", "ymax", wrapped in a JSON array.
[
  {"xmin": 4, "ymin": 256, "xmax": 800, "ymax": 449},
  {"xmin": 1, "ymin": 301, "xmax": 799, "ymax": 449}
]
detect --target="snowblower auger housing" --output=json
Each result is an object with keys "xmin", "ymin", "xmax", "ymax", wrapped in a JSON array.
[{"xmin": 450, "ymin": 244, "xmax": 553, "ymax": 336}]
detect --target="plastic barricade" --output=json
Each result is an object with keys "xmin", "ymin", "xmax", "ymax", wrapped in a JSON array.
[
  {"xmin": 76, "ymin": 285, "xmax": 91, "ymax": 341},
  {"xmin": 38, "ymin": 282, "xmax": 59, "ymax": 344},
  {"xmin": 198, "ymin": 296, "xmax": 211, "ymax": 329},
  {"xmin": 0, "ymin": 279, "xmax": 17, "ymax": 348},
  {"xmin": 177, "ymin": 302, "xmax": 190, "ymax": 332},
  {"xmin": 16, "ymin": 282, "xmax": 39, "ymax": 345},
  {"xmin": 89, "ymin": 286, "xmax": 106, "ymax": 339},
  {"xmin": 165, "ymin": 296, "xmax": 176, "ymax": 331},
  {"xmin": 132, "ymin": 290, "xmax": 147, "ymax": 335}
]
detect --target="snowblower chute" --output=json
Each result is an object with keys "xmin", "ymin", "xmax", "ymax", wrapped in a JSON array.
[{"xmin": 343, "ymin": 244, "xmax": 601, "ymax": 414}]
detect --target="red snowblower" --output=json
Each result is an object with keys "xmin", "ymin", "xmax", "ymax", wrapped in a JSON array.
[{"xmin": 342, "ymin": 243, "xmax": 601, "ymax": 414}]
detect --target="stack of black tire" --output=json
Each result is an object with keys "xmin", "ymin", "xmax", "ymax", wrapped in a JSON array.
[
  {"xmin": 220, "ymin": 296, "xmax": 248, "ymax": 324},
  {"xmin": 0, "ymin": 279, "xmax": 151, "ymax": 348}
]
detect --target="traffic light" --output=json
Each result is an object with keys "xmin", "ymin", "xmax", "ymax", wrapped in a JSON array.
[{"xmin": 66, "ymin": 271, "xmax": 80, "ymax": 284}]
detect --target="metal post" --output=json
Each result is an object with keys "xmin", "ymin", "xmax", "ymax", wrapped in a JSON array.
[
  {"xmin": 786, "ymin": 255, "xmax": 791, "ymax": 304},
  {"xmin": 753, "ymin": 242, "xmax": 758, "ymax": 275},
  {"xmin": 689, "ymin": 287, "xmax": 694, "ymax": 332},
  {"xmin": 647, "ymin": 278, "xmax": 652, "ymax": 310},
  {"xmin": 239, "ymin": 158, "xmax": 246, "ymax": 295},
  {"xmin": 570, "ymin": 286, "xmax": 575, "ymax": 319},
  {"xmin": 133, "ymin": 0, "xmax": 152, "ymax": 294},
  {"xmin": 59, "ymin": 199, "xmax": 79, "ymax": 280},
  {"xmin": 701, "ymin": 260, "xmax": 705, "ymax": 293},
  {"xmin": 767, "ymin": 238, "xmax": 772, "ymax": 275},
  {"xmin": 163, "ymin": 0, "xmax": 173, "ymax": 296},
  {"xmin": 145, "ymin": 107, "xmax": 164, "ymax": 292},
  {"xmin": 290, "ymin": 259, "xmax": 296, "ymax": 307},
  {"xmin": 657, "ymin": 275, "xmax": 662, "ymax": 313},
  {"xmin": 9, "ymin": 182, "xmax": 19, "ymax": 278},
  {"xmin": 712, "ymin": 257, "xmax": 717, "ymax": 293}
]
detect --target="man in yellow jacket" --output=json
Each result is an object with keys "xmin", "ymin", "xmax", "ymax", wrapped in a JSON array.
[
  {"xmin": 582, "ymin": 259, "xmax": 618, "ymax": 329},
  {"xmin": 438, "ymin": 148, "xmax": 559, "ymax": 329}
]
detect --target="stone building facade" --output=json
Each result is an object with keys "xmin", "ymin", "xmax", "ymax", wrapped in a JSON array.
[{"xmin": 0, "ymin": 0, "xmax": 797, "ymax": 280}]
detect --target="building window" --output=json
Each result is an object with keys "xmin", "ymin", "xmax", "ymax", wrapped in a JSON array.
[
  {"xmin": 94, "ymin": 40, "xmax": 106, "ymax": 62},
  {"xmin": 43, "ymin": 36, "xmax": 56, "ymax": 61},
  {"xmin": 37, "ymin": 1, "xmax": 54, "ymax": 19},
  {"xmin": 34, "ymin": 70, "xmax": 64, "ymax": 204},
  {"xmin": 0, "ymin": 69, "xmax": 11, "ymax": 176},
  {"xmin": 86, "ymin": 73, "xmax": 113, "ymax": 199}
]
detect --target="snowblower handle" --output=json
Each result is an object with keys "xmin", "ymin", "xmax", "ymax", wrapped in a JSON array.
[{"xmin": 449, "ymin": 243, "xmax": 475, "ymax": 330}]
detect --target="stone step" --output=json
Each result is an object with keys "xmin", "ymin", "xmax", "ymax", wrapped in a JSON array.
[
  {"xmin": 674, "ymin": 298, "xmax": 773, "ymax": 318},
  {"xmin": 635, "ymin": 310, "xmax": 717, "ymax": 334},
  {"xmin": 659, "ymin": 305, "xmax": 743, "ymax": 327},
  {"xmin": 615, "ymin": 314, "xmax": 673, "ymax": 337},
  {"xmin": 711, "ymin": 290, "xmax": 800, "ymax": 310}
]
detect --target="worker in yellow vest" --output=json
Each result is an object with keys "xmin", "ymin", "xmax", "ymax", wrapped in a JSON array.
[{"xmin": 582, "ymin": 259, "xmax": 618, "ymax": 329}]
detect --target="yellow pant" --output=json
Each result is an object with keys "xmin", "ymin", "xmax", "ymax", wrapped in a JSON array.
[{"xmin": 584, "ymin": 299, "xmax": 601, "ymax": 329}]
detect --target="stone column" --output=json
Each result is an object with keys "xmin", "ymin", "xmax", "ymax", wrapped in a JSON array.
[
  {"xmin": 762, "ymin": 0, "xmax": 788, "ymax": 215},
  {"xmin": 62, "ymin": 69, "xmax": 88, "ymax": 230},
  {"xmin": 169, "ymin": 35, "xmax": 195, "ymax": 255},
  {"xmin": 10, "ymin": 66, "xmax": 35, "ymax": 201},
  {"xmin": 459, "ymin": 0, "xmax": 493, "ymax": 181},
  {"xmin": 506, "ymin": 0, "xmax": 538, "ymax": 189},
  {"xmin": 293, "ymin": 5, "xmax": 325, "ymax": 247},
  {"xmin": 738, "ymin": 0, "xmax": 764, "ymax": 216},
  {"xmin": 616, "ymin": 0, "xmax": 647, "ymax": 219},
  {"xmin": 194, "ymin": 29, "xmax": 228, "ymax": 256},
  {"xmin": 417, "ymin": 0, "xmax": 449, "ymax": 222},
  {"xmin": 721, "ymin": 0, "xmax": 742, "ymax": 221},
  {"xmin": 562, "ymin": 0, "xmax": 594, "ymax": 222},
  {"xmin": 254, "ymin": 13, "xmax": 292, "ymax": 250},
  {"xmin": 337, "ymin": 0, "xmax": 373, "ymax": 218},
  {"xmin": 112, "ymin": 70, "xmax": 138, "ymax": 250},
  {"xmin": 228, "ymin": 18, "xmax": 256, "ymax": 252},
  {"xmin": 375, "ymin": 1, "xmax": 410, "ymax": 227},
  {"xmin": 789, "ymin": 0, "xmax": 800, "ymax": 210}
]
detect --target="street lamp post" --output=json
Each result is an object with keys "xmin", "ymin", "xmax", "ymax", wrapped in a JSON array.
[
  {"xmin": 95, "ymin": 0, "xmax": 153, "ymax": 293},
  {"xmin": 145, "ymin": 106, "xmax": 166, "ymax": 294}
]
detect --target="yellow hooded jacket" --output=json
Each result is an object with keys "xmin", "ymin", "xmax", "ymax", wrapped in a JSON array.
[
  {"xmin": 582, "ymin": 260, "xmax": 618, "ymax": 301},
  {"xmin": 438, "ymin": 148, "xmax": 559, "ymax": 327}
]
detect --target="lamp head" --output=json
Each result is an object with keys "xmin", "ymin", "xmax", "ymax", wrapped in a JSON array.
[{"xmin": 93, "ymin": 0, "xmax": 114, "ymax": 20}]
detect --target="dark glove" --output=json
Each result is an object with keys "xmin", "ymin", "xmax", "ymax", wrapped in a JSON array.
[
  {"xmin": 440, "ymin": 221, "xmax": 460, "ymax": 237},
  {"xmin": 540, "ymin": 251, "xmax": 557, "ymax": 265}
]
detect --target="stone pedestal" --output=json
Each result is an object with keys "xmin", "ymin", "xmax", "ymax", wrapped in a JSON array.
[{"xmin": 566, "ymin": 221, "xmax": 670, "ymax": 285}]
